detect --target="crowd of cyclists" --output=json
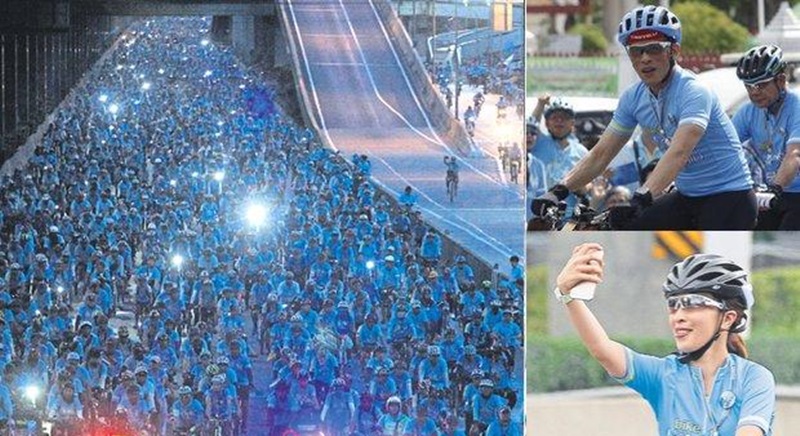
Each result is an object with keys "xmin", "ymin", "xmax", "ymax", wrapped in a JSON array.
[
  {"xmin": 0, "ymin": 16, "xmax": 523, "ymax": 436},
  {"xmin": 528, "ymin": 5, "xmax": 800, "ymax": 231}
]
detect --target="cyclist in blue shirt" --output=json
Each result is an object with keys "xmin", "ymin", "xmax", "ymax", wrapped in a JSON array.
[
  {"xmin": 556, "ymin": 244, "xmax": 775, "ymax": 436},
  {"xmin": 171, "ymin": 386, "xmax": 205, "ymax": 433},
  {"xmin": 485, "ymin": 406, "xmax": 521, "ymax": 436},
  {"xmin": 732, "ymin": 45, "xmax": 800, "ymax": 230},
  {"xmin": 533, "ymin": 5, "xmax": 756, "ymax": 230}
]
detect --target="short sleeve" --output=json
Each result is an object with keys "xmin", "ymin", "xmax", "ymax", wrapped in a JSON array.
[
  {"xmin": 677, "ymin": 82, "xmax": 712, "ymax": 130},
  {"xmin": 732, "ymin": 105, "xmax": 752, "ymax": 144},
  {"xmin": 786, "ymin": 97, "xmax": 800, "ymax": 146},
  {"xmin": 738, "ymin": 363, "xmax": 776, "ymax": 434},
  {"xmin": 611, "ymin": 347, "xmax": 666, "ymax": 408},
  {"xmin": 609, "ymin": 88, "xmax": 639, "ymax": 135}
]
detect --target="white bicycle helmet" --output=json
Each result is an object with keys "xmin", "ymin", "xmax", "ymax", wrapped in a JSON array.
[
  {"xmin": 543, "ymin": 99, "xmax": 575, "ymax": 119},
  {"xmin": 617, "ymin": 5, "xmax": 682, "ymax": 46}
]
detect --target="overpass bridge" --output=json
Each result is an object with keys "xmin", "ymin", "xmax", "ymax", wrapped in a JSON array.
[{"xmin": 277, "ymin": 0, "xmax": 524, "ymax": 267}]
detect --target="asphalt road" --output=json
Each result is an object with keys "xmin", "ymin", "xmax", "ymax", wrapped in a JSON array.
[{"xmin": 283, "ymin": 0, "xmax": 525, "ymax": 269}]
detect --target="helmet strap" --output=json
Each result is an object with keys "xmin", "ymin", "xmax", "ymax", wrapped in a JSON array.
[{"xmin": 675, "ymin": 311, "xmax": 725, "ymax": 364}]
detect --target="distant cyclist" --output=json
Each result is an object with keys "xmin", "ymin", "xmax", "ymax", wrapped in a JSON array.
[
  {"xmin": 555, "ymin": 244, "xmax": 775, "ymax": 435},
  {"xmin": 533, "ymin": 5, "xmax": 756, "ymax": 230},
  {"xmin": 444, "ymin": 156, "xmax": 460, "ymax": 200},
  {"xmin": 732, "ymin": 44, "xmax": 800, "ymax": 229}
]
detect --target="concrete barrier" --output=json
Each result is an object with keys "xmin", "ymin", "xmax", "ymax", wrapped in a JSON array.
[
  {"xmin": 527, "ymin": 387, "xmax": 800, "ymax": 436},
  {"xmin": 370, "ymin": 0, "xmax": 474, "ymax": 156}
]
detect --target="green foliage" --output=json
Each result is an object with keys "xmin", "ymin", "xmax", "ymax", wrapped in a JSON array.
[
  {"xmin": 526, "ymin": 265, "xmax": 548, "ymax": 336},
  {"xmin": 527, "ymin": 336, "xmax": 676, "ymax": 392},
  {"xmin": 567, "ymin": 23, "xmax": 608, "ymax": 54},
  {"xmin": 671, "ymin": 2, "xmax": 750, "ymax": 54},
  {"xmin": 528, "ymin": 334, "xmax": 800, "ymax": 393},
  {"xmin": 751, "ymin": 267, "xmax": 800, "ymax": 336}
]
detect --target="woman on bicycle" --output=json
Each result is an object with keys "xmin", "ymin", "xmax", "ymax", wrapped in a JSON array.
[
  {"xmin": 732, "ymin": 44, "xmax": 800, "ymax": 229},
  {"xmin": 533, "ymin": 5, "xmax": 756, "ymax": 230},
  {"xmin": 555, "ymin": 244, "xmax": 775, "ymax": 435}
]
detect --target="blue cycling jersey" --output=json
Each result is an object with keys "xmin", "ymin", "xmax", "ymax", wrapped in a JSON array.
[
  {"xmin": 732, "ymin": 90, "xmax": 800, "ymax": 193},
  {"xmin": 615, "ymin": 348, "xmax": 775, "ymax": 436},
  {"xmin": 609, "ymin": 66, "xmax": 753, "ymax": 196}
]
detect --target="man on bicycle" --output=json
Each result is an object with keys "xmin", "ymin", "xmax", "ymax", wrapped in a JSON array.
[
  {"xmin": 533, "ymin": 5, "xmax": 756, "ymax": 230},
  {"xmin": 508, "ymin": 143, "xmax": 523, "ymax": 184},
  {"xmin": 732, "ymin": 44, "xmax": 800, "ymax": 229},
  {"xmin": 444, "ymin": 156, "xmax": 460, "ymax": 199}
]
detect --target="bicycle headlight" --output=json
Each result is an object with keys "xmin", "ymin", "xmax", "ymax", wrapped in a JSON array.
[{"xmin": 24, "ymin": 385, "xmax": 40, "ymax": 403}]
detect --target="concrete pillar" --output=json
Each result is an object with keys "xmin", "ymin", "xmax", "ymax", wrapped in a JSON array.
[
  {"xmin": 602, "ymin": 0, "xmax": 638, "ymax": 50},
  {"xmin": 254, "ymin": 15, "xmax": 277, "ymax": 67},
  {"xmin": 232, "ymin": 15, "xmax": 255, "ymax": 64},
  {"xmin": 211, "ymin": 16, "xmax": 231, "ymax": 44}
]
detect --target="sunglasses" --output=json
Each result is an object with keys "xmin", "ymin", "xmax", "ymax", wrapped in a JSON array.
[
  {"xmin": 626, "ymin": 42, "xmax": 672, "ymax": 58},
  {"xmin": 666, "ymin": 294, "xmax": 725, "ymax": 312},
  {"xmin": 744, "ymin": 77, "xmax": 776, "ymax": 92}
]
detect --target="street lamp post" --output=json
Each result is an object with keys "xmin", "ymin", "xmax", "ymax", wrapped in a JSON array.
[{"xmin": 454, "ymin": 0, "xmax": 468, "ymax": 120}]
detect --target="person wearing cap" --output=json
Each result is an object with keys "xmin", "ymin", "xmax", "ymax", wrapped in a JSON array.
[
  {"xmin": 205, "ymin": 374, "xmax": 236, "ymax": 431},
  {"xmin": 171, "ymin": 385, "xmax": 205, "ymax": 432},
  {"xmin": 377, "ymin": 395, "xmax": 409, "ymax": 436},
  {"xmin": 529, "ymin": 95, "xmax": 589, "ymax": 219},
  {"xmin": 401, "ymin": 404, "xmax": 438, "ymax": 436},
  {"xmin": 46, "ymin": 380, "xmax": 84, "ymax": 426},
  {"xmin": 320, "ymin": 377, "xmax": 356, "ymax": 435},
  {"xmin": 407, "ymin": 300, "xmax": 430, "ymax": 341},
  {"xmin": 460, "ymin": 282, "xmax": 486, "ymax": 319},
  {"xmin": 376, "ymin": 255, "xmax": 402, "ymax": 291},
  {"xmin": 419, "ymin": 230, "xmax": 442, "ymax": 267},
  {"xmin": 533, "ymin": 5, "xmax": 756, "ymax": 230},
  {"xmin": 731, "ymin": 44, "xmax": 800, "ymax": 229},
  {"xmin": 471, "ymin": 378, "xmax": 507, "ymax": 433},
  {"xmin": 491, "ymin": 309, "xmax": 521, "ymax": 350},
  {"xmin": 484, "ymin": 406, "xmax": 520, "ymax": 436},
  {"xmin": 387, "ymin": 305, "xmax": 417, "ymax": 344},
  {"xmin": 418, "ymin": 345, "xmax": 450, "ymax": 391},
  {"xmin": 357, "ymin": 312, "xmax": 384, "ymax": 351},
  {"xmin": 277, "ymin": 272, "xmax": 301, "ymax": 306}
]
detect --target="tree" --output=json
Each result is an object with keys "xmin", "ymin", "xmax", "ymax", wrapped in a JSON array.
[{"xmin": 671, "ymin": 2, "xmax": 750, "ymax": 54}]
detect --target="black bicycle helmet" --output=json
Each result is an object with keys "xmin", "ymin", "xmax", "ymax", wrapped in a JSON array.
[{"xmin": 736, "ymin": 45, "xmax": 786, "ymax": 84}]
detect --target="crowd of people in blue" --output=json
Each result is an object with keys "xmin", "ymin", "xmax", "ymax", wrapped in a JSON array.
[{"xmin": 0, "ymin": 16, "xmax": 523, "ymax": 436}]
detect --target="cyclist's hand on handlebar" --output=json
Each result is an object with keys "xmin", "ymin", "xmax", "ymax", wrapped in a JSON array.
[
  {"xmin": 556, "ymin": 243, "xmax": 604, "ymax": 294},
  {"xmin": 532, "ymin": 184, "xmax": 570, "ymax": 216},
  {"xmin": 608, "ymin": 190, "xmax": 652, "ymax": 229}
]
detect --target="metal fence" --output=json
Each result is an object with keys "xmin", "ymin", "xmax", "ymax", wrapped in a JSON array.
[{"xmin": 1, "ymin": 14, "xmax": 120, "ymax": 164}]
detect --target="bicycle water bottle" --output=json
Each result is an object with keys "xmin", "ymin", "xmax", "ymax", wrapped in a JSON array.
[{"xmin": 571, "ymin": 248, "xmax": 603, "ymax": 301}]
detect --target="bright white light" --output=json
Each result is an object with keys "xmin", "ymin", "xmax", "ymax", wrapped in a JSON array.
[
  {"xmin": 366, "ymin": 260, "xmax": 376, "ymax": 270},
  {"xmin": 158, "ymin": 68, "xmax": 165, "ymax": 75},
  {"xmin": 99, "ymin": 94, "xmax": 109, "ymax": 103},
  {"xmin": 204, "ymin": 70, "xmax": 213, "ymax": 78},
  {"xmin": 116, "ymin": 64, "xmax": 124, "ymax": 71},
  {"xmin": 245, "ymin": 203, "xmax": 268, "ymax": 228},
  {"xmin": 56, "ymin": 286, "xmax": 64, "ymax": 294},
  {"xmin": 191, "ymin": 171, "xmax": 199, "ymax": 178},
  {"xmin": 213, "ymin": 171, "xmax": 225, "ymax": 182},
  {"xmin": 24, "ymin": 385, "xmax": 39, "ymax": 403},
  {"xmin": 229, "ymin": 110, "xmax": 236, "ymax": 115},
  {"xmin": 141, "ymin": 82, "xmax": 151, "ymax": 91},
  {"xmin": 171, "ymin": 254, "xmax": 184, "ymax": 269},
  {"xmin": 217, "ymin": 121, "xmax": 224, "ymax": 126},
  {"xmin": 239, "ymin": 84, "xmax": 246, "ymax": 90},
  {"xmin": 138, "ymin": 74, "xmax": 145, "ymax": 79},
  {"xmin": 201, "ymin": 39, "xmax": 210, "ymax": 46},
  {"xmin": 170, "ymin": 179, "xmax": 177, "ymax": 187},
  {"xmin": 108, "ymin": 104, "xmax": 119, "ymax": 115}
]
